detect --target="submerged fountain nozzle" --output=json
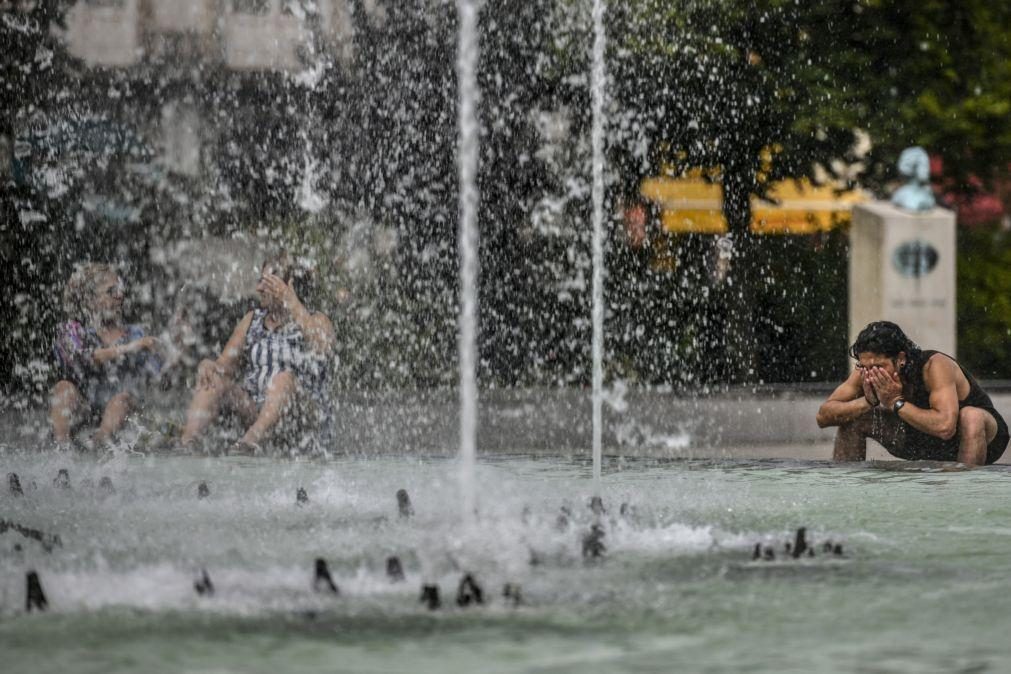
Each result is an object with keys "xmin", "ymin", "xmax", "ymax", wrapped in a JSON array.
[
  {"xmin": 582, "ymin": 524, "xmax": 607, "ymax": 559},
  {"xmin": 456, "ymin": 573, "xmax": 484, "ymax": 607},
  {"xmin": 791, "ymin": 528, "xmax": 809, "ymax": 559},
  {"xmin": 386, "ymin": 556, "xmax": 405, "ymax": 582},
  {"xmin": 99, "ymin": 476, "xmax": 115, "ymax": 495},
  {"xmin": 197, "ymin": 481, "xmax": 210, "ymax": 499},
  {"xmin": 763, "ymin": 546, "xmax": 775, "ymax": 561},
  {"xmin": 9, "ymin": 472, "xmax": 24, "ymax": 497},
  {"xmin": 396, "ymin": 489, "xmax": 413, "ymax": 518},
  {"xmin": 296, "ymin": 487, "xmax": 309, "ymax": 506},
  {"xmin": 54, "ymin": 469, "xmax": 71, "ymax": 490},
  {"xmin": 752, "ymin": 543, "xmax": 762, "ymax": 560},
  {"xmin": 502, "ymin": 583, "xmax": 522, "ymax": 607},
  {"xmin": 420, "ymin": 584, "xmax": 441, "ymax": 610},
  {"xmin": 313, "ymin": 558, "xmax": 339, "ymax": 595},
  {"xmin": 589, "ymin": 496, "xmax": 606, "ymax": 516},
  {"xmin": 194, "ymin": 569, "xmax": 214, "ymax": 597},
  {"xmin": 26, "ymin": 571, "xmax": 48, "ymax": 612}
]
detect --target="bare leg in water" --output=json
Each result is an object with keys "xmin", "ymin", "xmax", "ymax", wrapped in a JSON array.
[
  {"xmin": 236, "ymin": 371, "xmax": 299, "ymax": 449},
  {"xmin": 181, "ymin": 362, "xmax": 257, "ymax": 449},
  {"xmin": 832, "ymin": 409, "xmax": 904, "ymax": 461},
  {"xmin": 92, "ymin": 392, "xmax": 135, "ymax": 446},
  {"xmin": 956, "ymin": 406, "xmax": 998, "ymax": 466},
  {"xmin": 836, "ymin": 406, "xmax": 998, "ymax": 467},
  {"xmin": 50, "ymin": 380, "xmax": 85, "ymax": 444},
  {"xmin": 51, "ymin": 381, "xmax": 135, "ymax": 447}
]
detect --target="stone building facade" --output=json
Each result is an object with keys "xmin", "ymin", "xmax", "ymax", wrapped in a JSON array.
[{"xmin": 64, "ymin": 0, "xmax": 357, "ymax": 70}]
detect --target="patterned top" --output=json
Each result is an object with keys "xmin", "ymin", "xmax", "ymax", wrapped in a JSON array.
[
  {"xmin": 52, "ymin": 321, "xmax": 161, "ymax": 408},
  {"xmin": 241, "ymin": 309, "xmax": 331, "ymax": 409}
]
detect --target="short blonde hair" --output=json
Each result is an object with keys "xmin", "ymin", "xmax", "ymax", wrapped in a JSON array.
[{"xmin": 63, "ymin": 263, "xmax": 117, "ymax": 318}]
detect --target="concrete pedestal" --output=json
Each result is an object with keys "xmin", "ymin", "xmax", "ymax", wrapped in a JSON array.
[{"xmin": 849, "ymin": 202, "xmax": 956, "ymax": 355}]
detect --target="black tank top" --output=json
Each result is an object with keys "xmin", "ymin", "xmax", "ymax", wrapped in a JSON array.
[{"xmin": 901, "ymin": 350, "xmax": 994, "ymax": 411}]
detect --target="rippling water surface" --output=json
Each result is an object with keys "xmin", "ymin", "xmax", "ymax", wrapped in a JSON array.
[{"xmin": 2, "ymin": 449, "xmax": 1011, "ymax": 673}]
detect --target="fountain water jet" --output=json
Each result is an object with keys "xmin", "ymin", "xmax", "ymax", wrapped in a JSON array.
[
  {"xmin": 590, "ymin": 0, "xmax": 607, "ymax": 488},
  {"xmin": 456, "ymin": 0, "xmax": 481, "ymax": 523}
]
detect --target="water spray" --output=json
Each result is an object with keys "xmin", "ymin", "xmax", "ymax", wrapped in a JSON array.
[{"xmin": 590, "ymin": 0, "xmax": 607, "ymax": 488}]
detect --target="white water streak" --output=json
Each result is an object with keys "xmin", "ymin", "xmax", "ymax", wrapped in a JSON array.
[
  {"xmin": 456, "ymin": 0, "xmax": 480, "ymax": 522},
  {"xmin": 590, "ymin": 0, "xmax": 607, "ymax": 487}
]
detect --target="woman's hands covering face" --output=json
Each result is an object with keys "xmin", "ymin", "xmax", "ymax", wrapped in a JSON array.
[{"xmin": 258, "ymin": 272, "xmax": 300, "ymax": 312}]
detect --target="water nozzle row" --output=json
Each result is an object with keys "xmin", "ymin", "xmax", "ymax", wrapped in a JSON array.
[{"xmin": 752, "ymin": 528, "xmax": 845, "ymax": 562}]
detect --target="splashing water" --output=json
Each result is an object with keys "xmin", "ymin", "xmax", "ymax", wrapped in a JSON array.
[
  {"xmin": 297, "ymin": 134, "xmax": 327, "ymax": 214},
  {"xmin": 591, "ymin": 0, "xmax": 607, "ymax": 488}
]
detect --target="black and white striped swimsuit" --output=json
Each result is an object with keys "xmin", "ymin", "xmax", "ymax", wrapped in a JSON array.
[{"xmin": 242, "ymin": 309, "xmax": 330, "ymax": 410}]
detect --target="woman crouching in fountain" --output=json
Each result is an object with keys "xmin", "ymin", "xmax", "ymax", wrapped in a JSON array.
[
  {"xmin": 180, "ymin": 251, "xmax": 335, "ymax": 456},
  {"xmin": 51, "ymin": 263, "xmax": 163, "ymax": 450}
]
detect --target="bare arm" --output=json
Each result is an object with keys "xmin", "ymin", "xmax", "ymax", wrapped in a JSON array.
[
  {"xmin": 289, "ymin": 302, "xmax": 336, "ymax": 355},
  {"xmin": 92, "ymin": 336, "xmax": 159, "ymax": 365},
  {"xmin": 873, "ymin": 355, "xmax": 960, "ymax": 440},
  {"xmin": 215, "ymin": 311, "xmax": 253, "ymax": 376},
  {"xmin": 816, "ymin": 368, "xmax": 875, "ymax": 428}
]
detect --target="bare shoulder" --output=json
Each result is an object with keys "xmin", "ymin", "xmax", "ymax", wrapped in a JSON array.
[{"xmin": 923, "ymin": 353, "xmax": 961, "ymax": 384}]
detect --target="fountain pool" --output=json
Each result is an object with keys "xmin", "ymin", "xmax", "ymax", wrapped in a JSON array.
[{"xmin": 4, "ymin": 451, "xmax": 1011, "ymax": 673}]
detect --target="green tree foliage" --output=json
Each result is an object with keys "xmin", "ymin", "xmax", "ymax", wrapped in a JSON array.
[
  {"xmin": 958, "ymin": 226, "xmax": 1011, "ymax": 378},
  {"xmin": 600, "ymin": 0, "xmax": 1011, "ymax": 382},
  {"xmin": 805, "ymin": 0, "xmax": 1011, "ymax": 190}
]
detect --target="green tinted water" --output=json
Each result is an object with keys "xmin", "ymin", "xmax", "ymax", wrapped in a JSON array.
[{"xmin": 2, "ymin": 452, "xmax": 1010, "ymax": 673}]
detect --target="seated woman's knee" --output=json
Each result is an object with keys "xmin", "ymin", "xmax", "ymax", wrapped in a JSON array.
[{"xmin": 51, "ymin": 379, "xmax": 80, "ymax": 400}]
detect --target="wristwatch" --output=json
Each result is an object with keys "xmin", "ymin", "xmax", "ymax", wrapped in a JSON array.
[{"xmin": 892, "ymin": 398, "xmax": 906, "ymax": 414}]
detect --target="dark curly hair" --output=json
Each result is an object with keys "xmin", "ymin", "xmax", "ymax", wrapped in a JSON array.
[{"xmin": 849, "ymin": 321, "xmax": 922, "ymax": 361}]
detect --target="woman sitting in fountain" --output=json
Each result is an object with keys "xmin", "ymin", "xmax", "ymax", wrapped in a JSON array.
[
  {"xmin": 180, "ymin": 251, "xmax": 335, "ymax": 455},
  {"xmin": 51, "ymin": 263, "xmax": 163, "ymax": 449}
]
